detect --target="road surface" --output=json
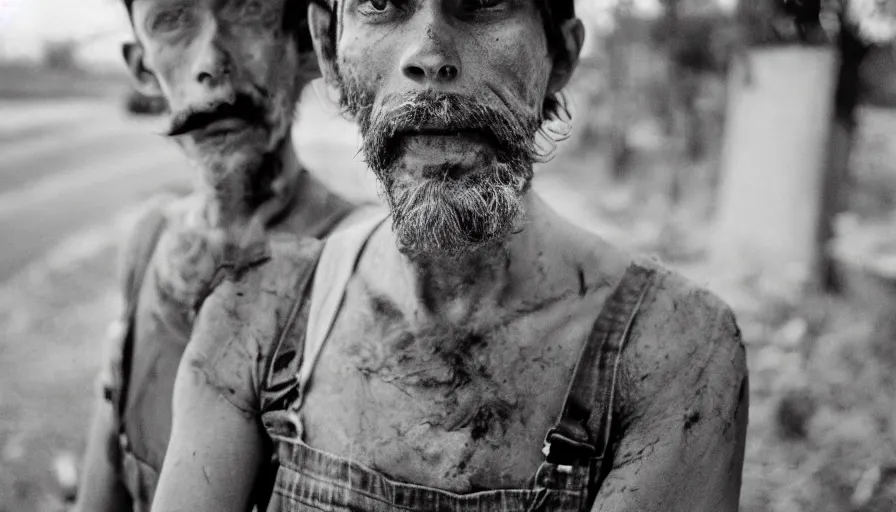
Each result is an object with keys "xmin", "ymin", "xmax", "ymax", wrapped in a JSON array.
[{"xmin": 0, "ymin": 99, "xmax": 185, "ymax": 283}]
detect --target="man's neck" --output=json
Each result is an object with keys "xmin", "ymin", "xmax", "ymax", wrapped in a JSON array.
[
  {"xmin": 371, "ymin": 194, "xmax": 562, "ymax": 328},
  {"xmin": 199, "ymin": 142, "xmax": 302, "ymax": 230}
]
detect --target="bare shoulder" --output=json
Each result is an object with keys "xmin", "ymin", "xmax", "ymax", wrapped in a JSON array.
[
  {"xmin": 620, "ymin": 263, "xmax": 747, "ymax": 420},
  {"xmin": 185, "ymin": 235, "xmax": 322, "ymax": 414},
  {"xmin": 197, "ymin": 234, "xmax": 321, "ymax": 331},
  {"xmin": 541, "ymin": 207, "xmax": 634, "ymax": 295},
  {"xmin": 634, "ymin": 264, "xmax": 744, "ymax": 368}
]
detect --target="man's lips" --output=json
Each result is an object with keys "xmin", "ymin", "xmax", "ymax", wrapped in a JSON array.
[
  {"xmin": 396, "ymin": 128, "xmax": 497, "ymax": 148},
  {"xmin": 396, "ymin": 128, "xmax": 498, "ymax": 173},
  {"xmin": 172, "ymin": 116, "xmax": 255, "ymax": 139},
  {"xmin": 195, "ymin": 117, "xmax": 251, "ymax": 136}
]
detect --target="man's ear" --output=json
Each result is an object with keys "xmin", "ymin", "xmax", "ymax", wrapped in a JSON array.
[
  {"xmin": 308, "ymin": 1, "xmax": 339, "ymax": 87},
  {"xmin": 547, "ymin": 18, "xmax": 585, "ymax": 96},
  {"xmin": 122, "ymin": 42, "xmax": 163, "ymax": 96}
]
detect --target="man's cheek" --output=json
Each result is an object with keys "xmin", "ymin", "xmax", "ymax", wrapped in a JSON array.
[
  {"xmin": 339, "ymin": 33, "xmax": 392, "ymax": 85},
  {"xmin": 481, "ymin": 31, "xmax": 551, "ymax": 107},
  {"xmin": 152, "ymin": 56, "xmax": 189, "ymax": 102}
]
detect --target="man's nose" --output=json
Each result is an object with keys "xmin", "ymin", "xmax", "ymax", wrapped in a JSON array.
[
  {"xmin": 192, "ymin": 20, "xmax": 233, "ymax": 86},
  {"xmin": 400, "ymin": 11, "xmax": 461, "ymax": 85}
]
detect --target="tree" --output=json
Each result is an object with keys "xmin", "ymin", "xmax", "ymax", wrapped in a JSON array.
[
  {"xmin": 711, "ymin": 0, "xmax": 896, "ymax": 291},
  {"xmin": 710, "ymin": 0, "xmax": 837, "ymax": 287},
  {"xmin": 817, "ymin": 0, "xmax": 896, "ymax": 291}
]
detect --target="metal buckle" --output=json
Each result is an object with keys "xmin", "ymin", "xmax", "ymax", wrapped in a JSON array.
[
  {"xmin": 542, "ymin": 428, "xmax": 557, "ymax": 457},
  {"xmin": 543, "ymin": 427, "xmax": 596, "ymax": 465}
]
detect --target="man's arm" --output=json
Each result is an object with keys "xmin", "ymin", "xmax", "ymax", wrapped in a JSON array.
[
  {"xmin": 591, "ymin": 285, "xmax": 749, "ymax": 512},
  {"xmin": 151, "ymin": 337, "xmax": 265, "ymax": 512},
  {"xmin": 151, "ymin": 235, "xmax": 318, "ymax": 512},
  {"xmin": 72, "ymin": 395, "xmax": 133, "ymax": 512}
]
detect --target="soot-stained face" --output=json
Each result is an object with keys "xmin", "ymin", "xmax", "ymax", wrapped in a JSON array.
[
  {"xmin": 125, "ymin": 0, "xmax": 313, "ymax": 193},
  {"xmin": 314, "ymin": 0, "xmax": 582, "ymax": 260}
]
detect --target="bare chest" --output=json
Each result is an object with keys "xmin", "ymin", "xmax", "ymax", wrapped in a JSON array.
[{"xmin": 299, "ymin": 289, "xmax": 599, "ymax": 493}]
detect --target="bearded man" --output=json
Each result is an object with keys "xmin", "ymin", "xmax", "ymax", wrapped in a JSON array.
[
  {"xmin": 152, "ymin": 1, "xmax": 749, "ymax": 511},
  {"xmin": 73, "ymin": 1, "xmax": 366, "ymax": 511}
]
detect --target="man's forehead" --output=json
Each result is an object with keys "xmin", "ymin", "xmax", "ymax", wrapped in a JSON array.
[
  {"xmin": 131, "ymin": 0, "xmax": 293, "ymax": 12},
  {"xmin": 318, "ymin": 0, "xmax": 574, "ymax": 23}
]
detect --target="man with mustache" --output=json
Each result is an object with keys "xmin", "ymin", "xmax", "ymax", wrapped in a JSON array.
[
  {"xmin": 73, "ymin": 1, "xmax": 364, "ymax": 511},
  {"xmin": 153, "ymin": 1, "xmax": 749, "ymax": 511}
]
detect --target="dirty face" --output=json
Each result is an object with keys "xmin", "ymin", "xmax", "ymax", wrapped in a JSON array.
[
  {"xmin": 127, "ymin": 0, "xmax": 309, "ymax": 192},
  {"xmin": 332, "ymin": 0, "xmax": 558, "ymax": 259}
]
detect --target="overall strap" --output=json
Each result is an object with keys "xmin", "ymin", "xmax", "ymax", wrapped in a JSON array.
[
  {"xmin": 106, "ymin": 208, "xmax": 168, "ymax": 506},
  {"xmin": 112, "ymin": 209, "xmax": 169, "ymax": 425},
  {"xmin": 544, "ymin": 263, "xmax": 655, "ymax": 471},
  {"xmin": 297, "ymin": 209, "xmax": 389, "ymax": 397}
]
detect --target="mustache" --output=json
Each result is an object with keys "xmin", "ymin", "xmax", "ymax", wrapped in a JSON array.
[
  {"xmin": 166, "ymin": 93, "xmax": 267, "ymax": 137},
  {"xmin": 352, "ymin": 89, "xmax": 541, "ymax": 172}
]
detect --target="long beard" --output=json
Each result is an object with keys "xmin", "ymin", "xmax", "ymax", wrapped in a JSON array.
[
  {"xmin": 339, "ymin": 73, "xmax": 541, "ymax": 259},
  {"xmin": 385, "ymin": 161, "xmax": 532, "ymax": 259}
]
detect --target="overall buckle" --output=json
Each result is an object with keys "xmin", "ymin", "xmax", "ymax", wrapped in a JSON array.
[{"xmin": 542, "ymin": 427, "xmax": 596, "ymax": 466}]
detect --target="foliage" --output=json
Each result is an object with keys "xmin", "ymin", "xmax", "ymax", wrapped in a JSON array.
[
  {"xmin": 651, "ymin": 11, "xmax": 737, "ymax": 73},
  {"xmin": 735, "ymin": 0, "xmax": 896, "ymax": 46},
  {"xmin": 848, "ymin": 0, "xmax": 896, "ymax": 44},
  {"xmin": 41, "ymin": 41, "xmax": 80, "ymax": 71}
]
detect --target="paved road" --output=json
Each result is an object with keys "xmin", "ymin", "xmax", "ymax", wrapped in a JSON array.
[
  {"xmin": 0, "ymin": 93, "xmax": 379, "ymax": 285},
  {"xmin": 0, "ymin": 99, "xmax": 187, "ymax": 283}
]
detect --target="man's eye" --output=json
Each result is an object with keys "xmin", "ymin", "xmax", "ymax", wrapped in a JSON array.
[
  {"xmin": 241, "ymin": 0, "xmax": 264, "ymax": 17},
  {"xmin": 151, "ymin": 8, "xmax": 191, "ymax": 32},
  {"xmin": 358, "ymin": 0, "xmax": 396, "ymax": 15},
  {"xmin": 461, "ymin": 0, "xmax": 502, "ymax": 8}
]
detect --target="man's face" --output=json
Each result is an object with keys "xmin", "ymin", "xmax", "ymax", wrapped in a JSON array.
[
  {"xmin": 128, "ymin": 0, "xmax": 307, "ymax": 183},
  {"xmin": 333, "ymin": 0, "xmax": 557, "ymax": 259}
]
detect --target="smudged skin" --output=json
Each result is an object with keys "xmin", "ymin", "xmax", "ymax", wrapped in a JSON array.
[
  {"xmin": 155, "ymin": 197, "xmax": 748, "ymax": 511},
  {"xmin": 152, "ymin": 1, "xmax": 748, "ymax": 511},
  {"xmin": 299, "ymin": 197, "xmax": 748, "ymax": 502}
]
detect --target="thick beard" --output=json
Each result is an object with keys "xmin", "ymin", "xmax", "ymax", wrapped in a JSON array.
[
  {"xmin": 338, "ymin": 71, "xmax": 541, "ymax": 260},
  {"xmin": 386, "ymin": 161, "xmax": 532, "ymax": 259}
]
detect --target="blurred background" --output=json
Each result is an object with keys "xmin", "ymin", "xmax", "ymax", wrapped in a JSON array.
[{"xmin": 1, "ymin": 0, "xmax": 896, "ymax": 510}]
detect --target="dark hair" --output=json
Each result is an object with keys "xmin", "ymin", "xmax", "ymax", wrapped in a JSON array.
[
  {"xmin": 535, "ymin": 0, "xmax": 576, "ymax": 124},
  {"xmin": 538, "ymin": 0, "xmax": 576, "ymax": 51}
]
